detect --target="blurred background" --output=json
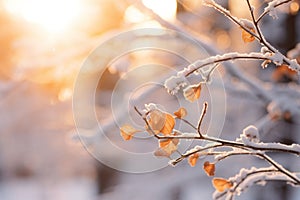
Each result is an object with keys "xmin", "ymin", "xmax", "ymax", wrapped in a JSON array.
[{"xmin": 0, "ymin": 0, "xmax": 299, "ymax": 199}]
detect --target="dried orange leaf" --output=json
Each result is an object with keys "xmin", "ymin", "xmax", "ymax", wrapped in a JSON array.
[
  {"xmin": 163, "ymin": 141, "xmax": 178, "ymax": 155},
  {"xmin": 154, "ymin": 141, "xmax": 178, "ymax": 157},
  {"xmin": 158, "ymin": 135, "xmax": 179, "ymax": 157},
  {"xmin": 147, "ymin": 109, "xmax": 175, "ymax": 135},
  {"xmin": 154, "ymin": 148, "xmax": 170, "ymax": 157},
  {"xmin": 174, "ymin": 107, "xmax": 187, "ymax": 119},
  {"xmin": 183, "ymin": 85, "xmax": 201, "ymax": 102},
  {"xmin": 188, "ymin": 153, "xmax": 199, "ymax": 167},
  {"xmin": 159, "ymin": 139, "xmax": 171, "ymax": 148},
  {"xmin": 242, "ymin": 28, "xmax": 255, "ymax": 43},
  {"xmin": 212, "ymin": 178, "xmax": 233, "ymax": 192},
  {"xmin": 203, "ymin": 161, "xmax": 215, "ymax": 176},
  {"xmin": 148, "ymin": 109, "xmax": 166, "ymax": 132},
  {"xmin": 159, "ymin": 132, "xmax": 180, "ymax": 148},
  {"xmin": 120, "ymin": 124, "xmax": 140, "ymax": 141},
  {"xmin": 160, "ymin": 113, "xmax": 175, "ymax": 135},
  {"xmin": 159, "ymin": 138, "xmax": 179, "ymax": 147}
]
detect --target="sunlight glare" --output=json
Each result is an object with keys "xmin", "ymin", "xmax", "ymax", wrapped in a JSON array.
[
  {"xmin": 290, "ymin": 2, "xmax": 299, "ymax": 15},
  {"xmin": 124, "ymin": 5, "xmax": 147, "ymax": 23},
  {"xmin": 58, "ymin": 88, "xmax": 73, "ymax": 102},
  {"xmin": 3, "ymin": 0, "xmax": 83, "ymax": 33},
  {"xmin": 142, "ymin": 0, "xmax": 177, "ymax": 21}
]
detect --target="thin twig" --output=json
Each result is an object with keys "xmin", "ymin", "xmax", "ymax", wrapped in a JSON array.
[
  {"xmin": 185, "ymin": 54, "xmax": 271, "ymax": 77},
  {"xmin": 134, "ymin": 106, "xmax": 160, "ymax": 139},
  {"xmin": 155, "ymin": 132, "xmax": 300, "ymax": 156},
  {"xmin": 170, "ymin": 143, "xmax": 224, "ymax": 165},
  {"xmin": 179, "ymin": 118, "xmax": 197, "ymax": 130},
  {"xmin": 245, "ymin": 0, "xmax": 265, "ymax": 44},
  {"xmin": 204, "ymin": 0, "xmax": 300, "ymax": 71},
  {"xmin": 204, "ymin": 1, "xmax": 260, "ymax": 40},
  {"xmin": 258, "ymin": 153, "xmax": 300, "ymax": 184},
  {"xmin": 256, "ymin": 0, "xmax": 293, "ymax": 23},
  {"xmin": 135, "ymin": 0, "xmax": 274, "ymax": 103},
  {"xmin": 197, "ymin": 102, "xmax": 208, "ymax": 136}
]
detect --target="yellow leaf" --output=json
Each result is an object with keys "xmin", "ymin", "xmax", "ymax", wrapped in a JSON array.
[
  {"xmin": 188, "ymin": 153, "xmax": 199, "ymax": 167},
  {"xmin": 174, "ymin": 107, "xmax": 187, "ymax": 119},
  {"xmin": 242, "ymin": 28, "xmax": 255, "ymax": 43},
  {"xmin": 203, "ymin": 161, "xmax": 215, "ymax": 176},
  {"xmin": 183, "ymin": 85, "xmax": 201, "ymax": 102},
  {"xmin": 120, "ymin": 124, "xmax": 140, "ymax": 141},
  {"xmin": 212, "ymin": 178, "xmax": 233, "ymax": 192}
]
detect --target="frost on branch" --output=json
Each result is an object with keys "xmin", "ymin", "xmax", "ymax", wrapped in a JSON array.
[
  {"xmin": 164, "ymin": 52, "xmax": 271, "ymax": 96},
  {"xmin": 164, "ymin": 75, "xmax": 187, "ymax": 95},
  {"xmin": 125, "ymin": 102, "xmax": 300, "ymax": 199},
  {"xmin": 264, "ymin": 0, "xmax": 283, "ymax": 19},
  {"xmin": 287, "ymin": 43, "xmax": 300, "ymax": 60},
  {"xmin": 236, "ymin": 125, "xmax": 260, "ymax": 143},
  {"xmin": 119, "ymin": 0, "xmax": 300, "ymax": 199},
  {"xmin": 270, "ymin": 52, "xmax": 284, "ymax": 66},
  {"xmin": 264, "ymin": 0, "xmax": 287, "ymax": 19},
  {"xmin": 213, "ymin": 166, "xmax": 299, "ymax": 199},
  {"xmin": 239, "ymin": 19, "xmax": 255, "ymax": 30}
]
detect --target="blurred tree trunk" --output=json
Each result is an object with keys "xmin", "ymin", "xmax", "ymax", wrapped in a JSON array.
[{"xmin": 95, "ymin": 163, "xmax": 119, "ymax": 194}]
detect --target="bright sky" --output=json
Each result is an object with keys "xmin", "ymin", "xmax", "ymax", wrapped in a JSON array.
[{"xmin": 3, "ymin": 0, "xmax": 84, "ymax": 33}]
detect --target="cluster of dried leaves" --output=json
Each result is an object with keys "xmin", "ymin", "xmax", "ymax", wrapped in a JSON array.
[
  {"xmin": 120, "ymin": 106, "xmax": 184, "ymax": 156},
  {"xmin": 118, "ymin": 0, "xmax": 300, "ymax": 198},
  {"xmin": 120, "ymin": 103, "xmax": 234, "ymax": 193}
]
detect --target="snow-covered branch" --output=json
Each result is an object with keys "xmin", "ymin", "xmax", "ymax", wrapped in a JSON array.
[
  {"xmin": 203, "ymin": 0, "xmax": 300, "ymax": 72},
  {"xmin": 257, "ymin": 0, "xmax": 293, "ymax": 22},
  {"xmin": 118, "ymin": 0, "xmax": 300, "ymax": 199}
]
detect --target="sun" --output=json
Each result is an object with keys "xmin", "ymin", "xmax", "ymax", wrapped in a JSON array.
[{"xmin": 3, "ymin": 0, "xmax": 84, "ymax": 33}]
